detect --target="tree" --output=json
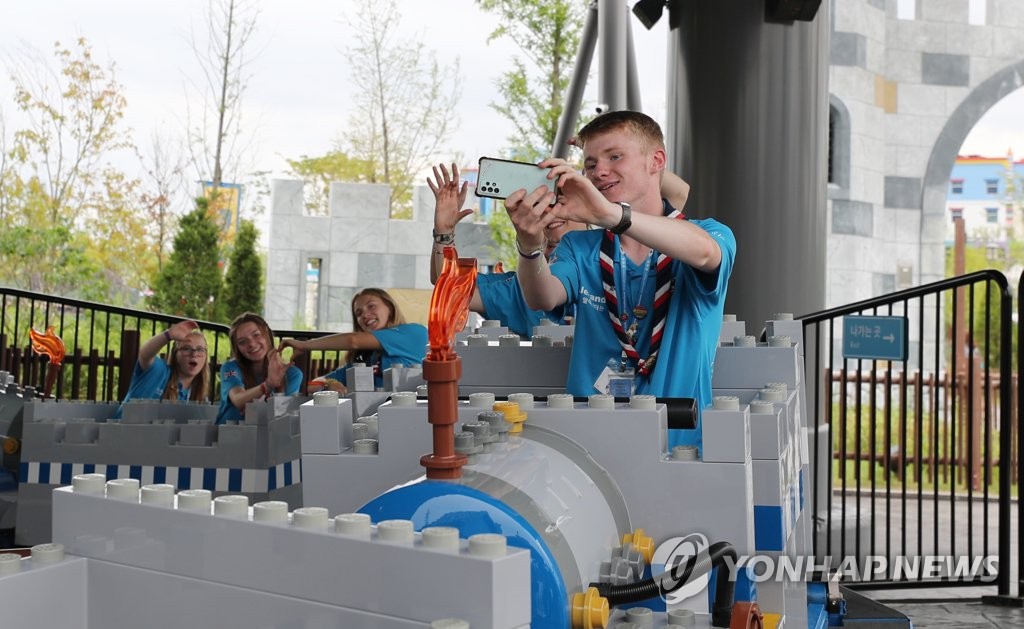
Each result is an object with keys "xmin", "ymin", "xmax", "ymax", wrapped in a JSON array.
[
  {"xmin": 487, "ymin": 206, "xmax": 520, "ymax": 271},
  {"xmin": 478, "ymin": 0, "xmax": 588, "ymax": 162},
  {"xmin": 140, "ymin": 130, "xmax": 189, "ymax": 272},
  {"xmin": 0, "ymin": 38, "xmax": 154, "ymax": 302},
  {"xmin": 1004, "ymin": 161, "xmax": 1024, "ymax": 242},
  {"xmin": 222, "ymin": 219, "xmax": 263, "ymax": 317},
  {"xmin": 286, "ymin": 151, "xmax": 375, "ymax": 216},
  {"xmin": 149, "ymin": 198, "xmax": 224, "ymax": 320},
  {"xmin": 186, "ymin": 0, "xmax": 260, "ymax": 190},
  {"xmin": 343, "ymin": 0, "xmax": 462, "ymax": 218}
]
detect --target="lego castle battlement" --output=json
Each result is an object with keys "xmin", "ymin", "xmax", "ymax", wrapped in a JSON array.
[{"xmin": 15, "ymin": 395, "xmax": 308, "ymax": 545}]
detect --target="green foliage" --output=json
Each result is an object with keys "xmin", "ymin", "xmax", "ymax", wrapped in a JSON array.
[
  {"xmin": 285, "ymin": 151, "xmax": 376, "ymax": 215},
  {"xmin": 0, "ymin": 38, "xmax": 156, "ymax": 304},
  {"xmin": 830, "ymin": 402, "xmax": 1008, "ymax": 495},
  {"xmin": 149, "ymin": 198, "xmax": 224, "ymax": 320},
  {"xmin": 487, "ymin": 206, "xmax": 519, "ymax": 271},
  {"xmin": 478, "ymin": 0, "xmax": 589, "ymax": 161},
  {"xmin": 222, "ymin": 220, "xmax": 263, "ymax": 318},
  {"xmin": 944, "ymin": 243, "xmax": 1017, "ymax": 370},
  {"xmin": 343, "ymin": 0, "xmax": 461, "ymax": 219}
]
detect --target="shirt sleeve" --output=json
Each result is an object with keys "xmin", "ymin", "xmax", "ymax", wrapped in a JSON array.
[
  {"xmin": 219, "ymin": 360, "xmax": 245, "ymax": 403},
  {"xmin": 372, "ymin": 324, "xmax": 429, "ymax": 369},
  {"xmin": 283, "ymin": 365, "xmax": 303, "ymax": 395}
]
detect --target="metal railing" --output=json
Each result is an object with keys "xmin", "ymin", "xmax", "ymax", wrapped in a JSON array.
[
  {"xmin": 0, "ymin": 287, "xmax": 348, "ymax": 403},
  {"xmin": 800, "ymin": 270, "xmax": 1014, "ymax": 596}
]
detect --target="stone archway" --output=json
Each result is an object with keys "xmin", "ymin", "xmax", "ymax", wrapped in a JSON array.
[{"xmin": 919, "ymin": 60, "xmax": 1024, "ymax": 285}]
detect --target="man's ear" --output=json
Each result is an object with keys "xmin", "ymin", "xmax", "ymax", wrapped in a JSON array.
[{"xmin": 649, "ymin": 147, "xmax": 667, "ymax": 174}]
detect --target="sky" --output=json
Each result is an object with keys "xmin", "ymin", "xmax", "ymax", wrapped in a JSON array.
[
  {"xmin": 0, "ymin": 0, "xmax": 670, "ymax": 185},
  {"xmin": 0, "ymin": 0, "xmax": 1019, "ymax": 194}
]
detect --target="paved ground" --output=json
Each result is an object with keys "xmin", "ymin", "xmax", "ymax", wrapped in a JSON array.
[
  {"xmin": 859, "ymin": 586, "xmax": 1024, "ymax": 628},
  {"xmin": 822, "ymin": 491, "xmax": 1024, "ymax": 627}
]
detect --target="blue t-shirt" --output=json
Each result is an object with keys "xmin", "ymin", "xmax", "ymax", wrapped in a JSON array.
[
  {"xmin": 216, "ymin": 357, "xmax": 303, "ymax": 424},
  {"xmin": 323, "ymin": 323, "xmax": 428, "ymax": 389},
  {"xmin": 548, "ymin": 216, "xmax": 735, "ymax": 449},
  {"xmin": 477, "ymin": 272, "xmax": 568, "ymax": 337},
  {"xmin": 115, "ymin": 359, "xmax": 191, "ymax": 419}
]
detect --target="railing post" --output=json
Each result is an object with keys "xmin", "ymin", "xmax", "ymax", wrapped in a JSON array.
[
  {"xmin": 294, "ymin": 351, "xmax": 312, "ymax": 395},
  {"xmin": 971, "ymin": 351, "xmax": 983, "ymax": 490},
  {"xmin": 86, "ymin": 349, "xmax": 100, "ymax": 401},
  {"xmin": 118, "ymin": 329, "xmax": 140, "ymax": 402}
]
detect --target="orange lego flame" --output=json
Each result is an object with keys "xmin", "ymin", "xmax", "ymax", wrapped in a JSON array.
[
  {"xmin": 29, "ymin": 326, "xmax": 65, "ymax": 365},
  {"xmin": 427, "ymin": 247, "xmax": 477, "ymax": 361}
]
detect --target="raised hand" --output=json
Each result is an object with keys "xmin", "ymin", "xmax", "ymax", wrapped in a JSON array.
[{"xmin": 427, "ymin": 162, "xmax": 472, "ymax": 233}]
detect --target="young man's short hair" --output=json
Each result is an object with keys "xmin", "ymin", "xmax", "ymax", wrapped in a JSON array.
[{"xmin": 575, "ymin": 110, "xmax": 665, "ymax": 153}]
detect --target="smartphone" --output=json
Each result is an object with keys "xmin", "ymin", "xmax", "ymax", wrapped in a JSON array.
[{"xmin": 475, "ymin": 157, "xmax": 556, "ymax": 202}]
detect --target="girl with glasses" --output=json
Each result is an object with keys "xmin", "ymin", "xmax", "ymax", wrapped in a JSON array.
[{"xmin": 115, "ymin": 320, "xmax": 212, "ymax": 419}]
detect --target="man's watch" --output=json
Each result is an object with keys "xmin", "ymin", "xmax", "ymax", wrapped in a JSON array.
[
  {"xmin": 608, "ymin": 202, "xmax": 632, "ymax": 235},
  {"xmin": 432, "ymin": 230, "xmax": 455, "ymax": 245},
  {"xmin": 516, "ymin": 239, "xmax": 544, "ymax": 259}
]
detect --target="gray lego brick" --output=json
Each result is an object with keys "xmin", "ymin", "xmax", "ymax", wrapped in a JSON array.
[
  {"xmin": 455, "ymin": 344, "xmax": 570, "ymax": 389},
  {"xmin": 712, "ymin": 343, "xmax": 801, "ymax": 389}
]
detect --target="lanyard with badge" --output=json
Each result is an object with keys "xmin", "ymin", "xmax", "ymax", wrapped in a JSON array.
[
  {"xmin": 594, "ymin": 202, "xmax": 686, "ymax": 394},
  {"xmin": 604, "ymin": 247, "xmax": 653, "ymax": 396}
]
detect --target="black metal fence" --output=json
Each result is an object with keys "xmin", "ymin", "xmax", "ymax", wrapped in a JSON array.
[
  {"xmin": 800, "ymin": 270, "xmax": 1014, "ymax": 596},
  {"xmin": 0, "ymin": 287, "xmax": 349, "ymax": 403}
]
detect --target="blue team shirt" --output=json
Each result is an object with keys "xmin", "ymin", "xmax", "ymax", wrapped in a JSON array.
[
  {"xmin": 548, "ymin": 216, "xmax": 735, "ymax": 449},
  {"xmin": 477, "ymin": 272, "xmax": 567, "ymax": 336},
  {"xmin": 323, "ymin": 323, "xmax": 428, "ymax": 389},
  {"xmin": 216, "ymin": 358, "xmax": 303, "ymax": 424},
  {"xmin": 114, "ymin": 359, "xmax": 190, "ymax": 420}
]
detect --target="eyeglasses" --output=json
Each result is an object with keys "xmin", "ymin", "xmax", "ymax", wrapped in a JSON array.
[{"xmin": 177, "ymin": 346, "xmax": 208, "ymax": 355}]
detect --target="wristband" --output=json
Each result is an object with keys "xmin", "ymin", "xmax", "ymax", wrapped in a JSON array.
[
  {"xmin": 608, "ymin": 202, "xmax": 632, "ymax": 235},
  {"xmin": 163, "ymin": 330, "xmax": 172, "ymax": 343},
  {"xmin": 515, "ymin": 239, "xmax": 544, "ymax": 260},
  {"xmin": 432, "ymin": 231, "xmax": 455, "ymax": 245}
]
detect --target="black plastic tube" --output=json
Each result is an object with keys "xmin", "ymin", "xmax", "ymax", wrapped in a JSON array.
[{"xmin": 591, "ymin": 541, "xmax": 738, "ymax": 628}]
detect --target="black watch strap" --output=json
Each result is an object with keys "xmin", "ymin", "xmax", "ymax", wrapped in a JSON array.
[{"xmin": 608, "ymin": 202, "xmax": 632, "ymax": 235}]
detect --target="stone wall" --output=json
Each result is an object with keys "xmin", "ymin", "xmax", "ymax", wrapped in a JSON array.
[{"xmin": 265, "ymin": 179, "xmax": 498, "ymax": 332}]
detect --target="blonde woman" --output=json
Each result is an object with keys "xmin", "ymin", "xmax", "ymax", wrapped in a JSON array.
[
  {"xmin": 280, "ymin": 288, "xmax": 427, "ymax": 394},
  {"xmin": 116, "ymin": 320, "xmax": 211, "ymax": 419}
]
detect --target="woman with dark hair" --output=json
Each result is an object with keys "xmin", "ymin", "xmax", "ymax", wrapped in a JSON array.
[
  {"xmin": 116, "ymin": 320, "xmax": 212, "ymax": 419},
  {"xmin": 279, "ymin": 288, "xmax": 427, "ymax": 394},
  {"xmin": 217, "ymin": 312, "xmax": 302, "ymax": 424}
]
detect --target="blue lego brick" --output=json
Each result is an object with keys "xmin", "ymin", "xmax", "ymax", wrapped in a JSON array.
[
  {"xmin": 800, "ymin": 467, "xmax": 805, "ymax": 510},
  {"xmin": 754, "ymin": 505, "xmax": 785, "ymax": 551},
  {"xmin": 0, "ymin": 468, "xmax": 16, "ymax": 491},
  {"xmin": 734, "ymin": 564, "xmax": 758, "ymax": 602},
  {"xmin": 808, "ymin": 602, "xmax": 828, "ymax": 629}
]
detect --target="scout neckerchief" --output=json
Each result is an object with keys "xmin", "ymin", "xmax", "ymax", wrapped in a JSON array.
[{"xmin": 598, "ymin": 200, "xmax": 685, "ymax": 377}]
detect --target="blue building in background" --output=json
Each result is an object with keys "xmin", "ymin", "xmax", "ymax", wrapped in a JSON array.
[{"xmin": 946, "ymin": 154, "xmax": 1024, "ymax": 249}]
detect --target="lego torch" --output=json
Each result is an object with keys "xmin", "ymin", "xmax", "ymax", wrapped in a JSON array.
[
  {"xmin": 420, "ymin": 246, "xmax": 477, "ymax": 480},
  {"xmin": 29, "ymin": 326, "xmax": 65, "ymax": 398}
]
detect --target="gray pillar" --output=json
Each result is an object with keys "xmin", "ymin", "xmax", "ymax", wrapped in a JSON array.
[
  {"xmin": 666, "ymin": 0, "xmax": 829, "ymax": 328},
  {"xmin": 598, "ymin": 0, "xmax": 628, "ymax": 112}
]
